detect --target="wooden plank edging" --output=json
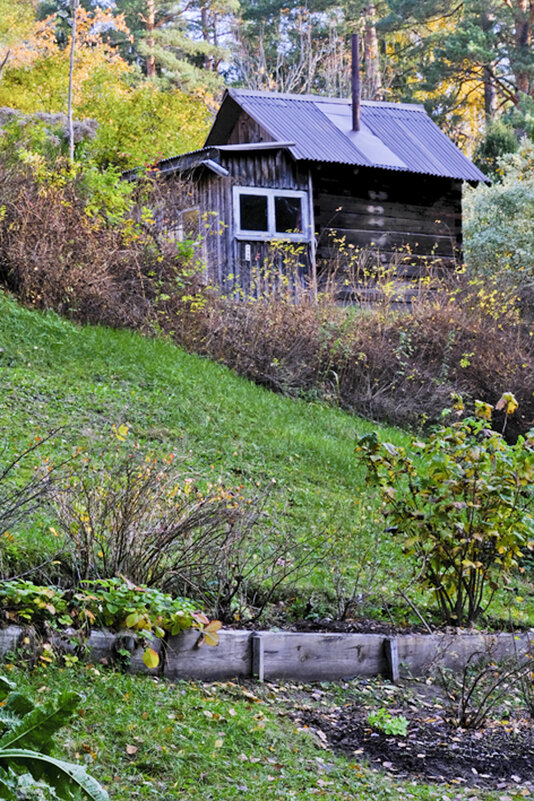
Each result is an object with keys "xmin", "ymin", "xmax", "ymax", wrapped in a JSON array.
[{"xmin": 1, "ymin": 626, "xmax": 532, "ymax": 682}]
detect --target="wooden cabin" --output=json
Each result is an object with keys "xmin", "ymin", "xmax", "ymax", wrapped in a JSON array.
[{"xmin": 144, "ymin": 89, "xmax": 487, "ymax": 300}]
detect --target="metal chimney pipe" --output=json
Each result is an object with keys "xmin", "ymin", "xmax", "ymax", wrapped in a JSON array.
[{"xmin": 351, "ymin": 33, "xmax": 361, "ymax": 132}]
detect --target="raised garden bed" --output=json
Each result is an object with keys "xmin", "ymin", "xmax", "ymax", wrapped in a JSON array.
[{"xmin": 1, "ymin": 625, "xmax": 532, "ymax": 682}]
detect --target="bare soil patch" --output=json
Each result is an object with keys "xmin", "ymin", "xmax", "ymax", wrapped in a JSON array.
[{"xmin": 297, "ymin": 697, "xmax": 534, "ymax": 792}]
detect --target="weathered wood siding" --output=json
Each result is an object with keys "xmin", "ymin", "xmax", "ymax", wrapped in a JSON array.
[
  {"xmin": 167, "ymin": 145, "xmax": 462, "ymax": 302},
  {"xmin": 313, "ymin": 163, "xmax": 462, "ymax": 299},
  {"xmin": 227, "ymin": 110, "xmax": 273, "ymax": 145},
  {"xmin": 198, "ymin": 150, "xmax": 311, "ymax": 298}
]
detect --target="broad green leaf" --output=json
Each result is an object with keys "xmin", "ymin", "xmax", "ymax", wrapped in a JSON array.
[
  {"xmin": 125, "ymin": 613, "xmax": 142, "ymax": 628},
  {"xmin": 0, "ymin": 748, "xmax": 109, "ymax": 801},
  {"xmin": 0, "ymin": 693, "xmax": 34, "ymax": 733},
  {"xmin": 0, "ymin": 692, "xmax": 79, "ymax": 752},
  {"xmin": 0, "ymin": 679, "xmax": 15, "ymax": 703}
]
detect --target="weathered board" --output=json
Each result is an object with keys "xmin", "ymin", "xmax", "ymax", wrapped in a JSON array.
[
  {"xmin": 0, "ymin": 625, "xmax": 23, "ymax": 657},
  {"xmin": 0, "ymin": 626, "xmax": 532, "ymax": 682},
  {"xmin": 257, "ymin": 631, "xmax": 388, "ymax": 681},
  {"xmin": 313, "ymin": 164, "xmax": 463, "ymax": 289},
  {"xmin": 164, "ymin": 630, "xmax": 252, "ymax": 680},
  {"xmin": 397, "ymin": 632, "xmax": 532, "ymax": 676}
]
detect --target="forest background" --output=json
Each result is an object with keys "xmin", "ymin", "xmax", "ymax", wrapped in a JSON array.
[{"xmin": 3, "ymin": 0, "xmax": 534, "ymax": 170}]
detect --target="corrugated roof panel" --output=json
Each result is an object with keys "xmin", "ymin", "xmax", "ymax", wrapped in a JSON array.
[
  {"xmin": 362, "ymin": 105, "xmax": 485, "ymax": 182},
  {"xmin": 319, "ymin": 103, "xmax": 407, "ymax": 168},
  {"xmin": 219, "ymin": 90, "xmax": 487, "ymax": 182},
  {"xmin": 235, "ymin": 94, "xmax": 373, "ymax": 166}
]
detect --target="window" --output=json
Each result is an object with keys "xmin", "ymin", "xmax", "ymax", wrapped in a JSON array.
[
  {"xmin": 165, "ymin": 207, "xmax": 200, "ymax": 242},
  {"xmin": 233, "ymin": 187, "xmax": 308, "ymax": 241}
]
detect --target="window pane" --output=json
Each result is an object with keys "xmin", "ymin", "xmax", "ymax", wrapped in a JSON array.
[
  {"xmin": 182, "ymin": 208, "xmax": 200, "ymax": 237},
  {"xmin": 239, "ymin": 194, "xmax": 268, "ymax": 231},
  {"xmin": 275, "ymin": 196, "xmax": 303, "ymax": 233}
]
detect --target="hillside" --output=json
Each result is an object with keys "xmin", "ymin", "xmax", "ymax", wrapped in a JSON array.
[
  {"xmin": 1, "ymin": 290, "xmax": 533, "ymax": 629},
  {"xmin": 0, "ymin": 291, "xmax": 412, "ymax": 612}
]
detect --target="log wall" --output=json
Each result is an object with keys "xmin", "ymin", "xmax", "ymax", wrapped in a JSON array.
[{"xmin": 313, "ymin": 164, "xmax": 462, "ymax": 300}]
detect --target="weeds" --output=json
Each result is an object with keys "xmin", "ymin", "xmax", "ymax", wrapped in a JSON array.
[{"xmin": 366, "ymin": 707, "xmax": 409, "ymax": 736}]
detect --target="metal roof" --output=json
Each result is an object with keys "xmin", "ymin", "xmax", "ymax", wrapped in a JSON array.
[{"xmin": 204, "ymin": 89, "xmax": 487, "ymax": 182}]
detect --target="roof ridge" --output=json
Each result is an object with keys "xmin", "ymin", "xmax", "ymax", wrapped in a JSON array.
[{"xmin": 227, "ymin": 87, "xmax": 425, "ymax": 112}]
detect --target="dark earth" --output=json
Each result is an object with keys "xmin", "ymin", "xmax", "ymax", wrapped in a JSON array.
[{"xmin": 296, "ymin": 697, "xmax": 534, "ymax": 793}]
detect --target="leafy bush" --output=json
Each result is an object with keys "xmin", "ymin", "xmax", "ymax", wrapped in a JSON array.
[
  {"xmin": 472, "ymin": 121, "xmax": 519, "ymax": 179},
  {"xmin": 0, "ymin": 676, "xmax": 107, "ymax": 800},
  {"xmin": 464, "ymin": 139, "xmax": 534, "ymax": 308},
  {"xmin": 356, "ymin": 401, "xmax": 534, "ymax": 625},
  {"xmin": 76, "ymin": 577, "xmax": 203, "ymax": 637},
  {"xmin": 0, "ymin": 577, "xmax": 204, "ymax": 637},
  {"xmin": 0, "ymin": 581, "xmax": 71, "ymax": 628}
]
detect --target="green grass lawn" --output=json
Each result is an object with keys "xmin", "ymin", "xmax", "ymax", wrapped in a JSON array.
[
  {"xmin": 9, "ymin": 664, "xmax": 528, "ymax": 801},
  {"xmin": 0, "ymin": 290, "xmax": 532, "ymax": 626},
  {"xmin": 0, "ymin": 292, "xmax": 411, "ymax": 608}
]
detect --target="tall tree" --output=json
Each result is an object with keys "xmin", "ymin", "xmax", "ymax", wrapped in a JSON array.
[
  {"xmin": 113, "ymin": 0, "xmax": 233, "ymax": 89},
  {"xmin": 382, "ymin": 0, "xmax": 534, "ymax": 135}
]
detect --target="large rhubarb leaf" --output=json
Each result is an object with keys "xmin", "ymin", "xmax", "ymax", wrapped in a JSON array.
[
  {"xmin": 0, "ymin": 749, "xmax": 108, "ymax": 800},
  {"xmin": 0, "ymin": 692, "xmax": 79, "ymax": 752}
]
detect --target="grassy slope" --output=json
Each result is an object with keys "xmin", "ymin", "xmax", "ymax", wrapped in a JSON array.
[
  {"xmin": 1, "ymin": 291, "xmax": 532, "ymax": 625},
  {"xmin": 0, "ymin": 290, "xmax": 411, "ymax": 598}
]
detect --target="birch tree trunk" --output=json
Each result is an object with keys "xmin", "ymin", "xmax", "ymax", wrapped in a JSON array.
[
  {"xmin": 146, "ymin": 0, "xmax": 156, "ymax": 77},
  {"xmin": 67, "ymin": 0, "xmax": 79, "ymax": 162}
]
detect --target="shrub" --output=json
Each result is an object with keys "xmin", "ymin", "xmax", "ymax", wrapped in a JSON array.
[
  {"xmin": 54, "ymin": 441, "xmax": 325, "ymax": 623},
  {"xmin": 54, "ymin": 445, "xmax": 243, "ymax": 590},
  {"xmin": 464, "ymin": 139, "xmax": 534, "ymax": 311},
  {"xmin": 181, "ymin": 275, "xmax": 534, "ymax": 439},
  {"xmin": 438, "ymin": 650, "xmax": 534, "ymax": 729},
  {"xmin": 355, "ymin": 401, "xmax": 534, "ymax": 625},
  {"xmin": 0, "ymin": 152, "xmax": 205, "ymax": 332}
]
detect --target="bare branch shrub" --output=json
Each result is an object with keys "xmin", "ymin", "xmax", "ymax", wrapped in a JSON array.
[
  {"xmin": 173, "ymin": 262, "xmax": 534, "ymax": 438},
  {"xmin": 437, "ymin": 649, "xmax": 534, "ymax": 729},
  {"xmin": 0, "ymin": 433, "xmax": 59, "ymax": 535},
  {"xmin": 55, "ymin": 447, "xmax": 326, "ymax": 622}
]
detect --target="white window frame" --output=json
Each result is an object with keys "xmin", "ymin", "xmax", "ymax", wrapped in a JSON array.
[
  {"xmin": 165, "ymin": 206, "xmax": 200, "ymax": 242},
  {"xmin": 233, "ymin": 186, "xmax": 309, "ymax": 242}
]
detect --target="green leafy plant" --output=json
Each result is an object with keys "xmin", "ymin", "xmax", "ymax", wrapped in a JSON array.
[
  {"xmin": 75, "ymin": 577, "xmax": 201, "ymax": 636},
  {"xmin": 356, "ymin": 397, "xmax": 534, "ymax": 625},
  {"xmin": 0, "ymin": 675, "xmax": 108, "ymax": 799},
  {"xmin": 366, "ymin": 707, "xmax": 408, "ymax": 736},
  {"xmin": 0, "ymin": 581, "xmax": 71, "ymax": 628}
]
